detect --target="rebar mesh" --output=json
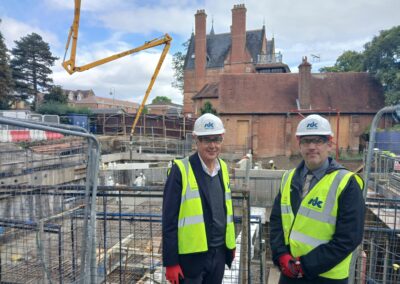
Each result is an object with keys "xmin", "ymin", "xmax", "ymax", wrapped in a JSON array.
[
  {"xmin": 352, "ymin": 107, "xmax": 400, "ymax": 284},
  {"xmin": 0, "ymin": 117, "xmax": 99, "ymax": 283}
]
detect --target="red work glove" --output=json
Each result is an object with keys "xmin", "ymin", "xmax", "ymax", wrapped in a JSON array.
[
  {"xmin": 166, "ymin": 264, "xmax": 184, "ymax": 284},
  {"xmin": 278, "ymin": 253, "xmax": 303, "ymax": 278},
  {"xmin": 232, "ymin": 248, "xmax": 236, "ymax": 260}
]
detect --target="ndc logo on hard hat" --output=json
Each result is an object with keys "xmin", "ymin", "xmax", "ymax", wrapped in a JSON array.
[
  {"xmin": 204, "ymin": 122, "xmax": 214, "ymax": 129},
  {"xmin": 306, "ymin": 121, "xmax": 318, "ymax": 130}
]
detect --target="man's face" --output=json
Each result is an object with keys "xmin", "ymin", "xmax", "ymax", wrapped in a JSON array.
[
  {"xmin": 196, "ymin": 134, "xmax": 223, "ymax": 165},
  {"xmin": 299, "ymin": 135, "xmax": 332, "ymax": 170}
]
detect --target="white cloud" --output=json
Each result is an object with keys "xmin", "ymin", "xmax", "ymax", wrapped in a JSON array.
[
  {"xmin": 99, "ymin": 6, "xmax": 195, "ymax": 37},
  {"xmin": 201, "ymin": 0, "xmax": 399, "ymax": 69},
  {"xmin": 53, "ymin": 48, "xmax": 182, "ymax": 105},
  {"xmin": 2, "ymin": 0, "xmax": 398, "ymax": 107},
  {"xmin": 44, "ymin": 0, "xmax": 126, "ymax": 12},
  {"xmin": 1, "ymin": 17, "xmax": 60, "ymax": 49}
]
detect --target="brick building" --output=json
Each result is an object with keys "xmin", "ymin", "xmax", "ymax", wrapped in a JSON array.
[
  {"xmin": 65, "ymin": 89, "xmax": 138, "ymax": 113},
  {"xmin": 72, "ymin": 96, "xmax": 138, "ymax": 113},
  {"xmin": 183, "ymin": 4, "xmax": 289, "ymax": 116},
  {"xmin": 219, "ymin": 58, "xmax": 384, "ymax": 157},
  {"xmin": 146, "ymin": 102, "xmax": 182, "ymax": 116},
  {"xmin": 183, "ymin": 4, "xmax": 385, "ymax": 158}
]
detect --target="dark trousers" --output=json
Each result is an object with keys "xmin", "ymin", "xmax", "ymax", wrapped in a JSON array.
[{"xmin": 182, "ymin": 246, "xmax": 226, "ymax": 284}]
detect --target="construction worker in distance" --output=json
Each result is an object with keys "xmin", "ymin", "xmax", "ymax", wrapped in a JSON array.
[
  {"xmin": 269, "ymin": 114, "xmax": 365, "ymax": 284},
  {"xmin": 162, "ymin": 113, "xmax": 236, "ymax": 284},
  {"xmin": 269, "ymin": 159, "xmax": 277, "ymax": 170}
]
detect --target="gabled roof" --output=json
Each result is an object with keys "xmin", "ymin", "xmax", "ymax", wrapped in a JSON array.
[
  {"xmin": 217, "ymin": 72, "xmax": 384, "ymax": 114},
  {"xmin": 184, "ymin": 29, "xmax": 264, "ymax": 70},
  {"xmin": 147, "ymin": 101, "xmax": 182, "ymax": 108},
  {"xmin": 74, "ymin": 96, "xmax": 139, "ymax": 108},
  {"xmin": 192, "ymin": 83, "xmax": 219, "ymax": 99}
]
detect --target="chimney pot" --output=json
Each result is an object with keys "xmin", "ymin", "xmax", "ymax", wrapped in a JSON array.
[
  {"xmin": 230, "ymin": 4, "xmax": 247, "ymax": 64},
  {"xmin": 298, "ymin": 57, "xmax": 312, "ymax": 109},
  {"xmin": 195, "ymin": 8, "xmax": 207, "ymax": 92}
]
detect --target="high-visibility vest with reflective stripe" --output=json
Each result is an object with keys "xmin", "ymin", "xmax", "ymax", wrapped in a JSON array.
[
  {"xmin": 174, "ymin": 157, "xmax": 236, "ymax": 254},
  {"xmin": 280, "ymin": 168, "xmax": 363, "ymax": 279}
]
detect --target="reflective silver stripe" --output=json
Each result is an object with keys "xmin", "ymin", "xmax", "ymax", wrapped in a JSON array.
[
  {"xmin": 280, "ymin": 170, "xmax": 294, "ymax": 216},
  {"xmin": 297, "ymin": 208, "xmax": 337, "ymax": 225},
  {"xmin": 227, "ymin": 214, "xmax": 233, "ymax": 223},
  {"xmin": 180, "ymin": 157, "xmax": 201, "ymax": 203},
  {"xmin": 178, "ymin": 214, "xmax": 204, "ymax": 228},
  {"xmin": 297, "ymin": 170, "xmax": 350, "ymax": 224},
  {"xmin": 323, "ymin": 170, "xmax": 349, "ymax": 216},
  {"xmin": 280, "ymin": 170, "xmax": 292, "ymax": 193},
  {"xmin": 182, "ymin": 188, "xmax": 200, "ymax": 201},
  {"xmin": 290, "ymin": 230, "xmax": 329, "ymax": 247},
  {"xmin": 281, "ymin": 205, "xmax": 292, "ymax": 215},
  {"xmin": 225, "ymin": 192, "xmax": 232, "ymax": 201}
]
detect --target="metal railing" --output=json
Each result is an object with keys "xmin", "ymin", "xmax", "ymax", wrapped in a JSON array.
[
  {"xmin": 350, "ymin": 105, "xmax": 400, "ymax": 284},
  {"xmin": 0, "ymin": 117, "xmax": 100, "ymax": 283}
]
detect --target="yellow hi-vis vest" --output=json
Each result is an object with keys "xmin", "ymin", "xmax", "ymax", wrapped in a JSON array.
[
  {"xmin": 280, "ymin": 168, "xmax": 364, "ymax": 279},
  {"xmin": 174, "ymin": 157, "xmax": 236, "ymax": 254}
]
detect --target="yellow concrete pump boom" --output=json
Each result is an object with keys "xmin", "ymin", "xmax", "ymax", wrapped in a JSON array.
[{"xmin": 62, "ymin": 0, "xmax": 172, "ymax": 139}]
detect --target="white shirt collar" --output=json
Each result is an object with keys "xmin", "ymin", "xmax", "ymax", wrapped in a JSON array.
[{"xmin": 198, "ymin": 153, "xmax": 220, "ymax": 177}]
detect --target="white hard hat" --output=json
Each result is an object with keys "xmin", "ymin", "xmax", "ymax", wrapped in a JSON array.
[
  {"xmin": 296, "ymin": 114, "xmax": 333, "ymax": 137},
  {"xmin": 269, "ymin": 160, "xmax": 274, "ymax": 164},
  {"xmin": 193, "ymin": 113, "xmax": 225, "ymax": 136}
]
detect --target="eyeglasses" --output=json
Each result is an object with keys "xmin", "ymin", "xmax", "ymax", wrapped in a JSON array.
[
  {"xmin": 198, "ymin": 135, "xmax": 224, "ymax": 145},
  {"xmin": 299, "ymin": 136, "xmax": 328, "ymax": 145}
]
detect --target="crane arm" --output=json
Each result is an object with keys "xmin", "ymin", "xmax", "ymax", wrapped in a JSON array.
[
  {"xmin": 62, "ymin": 0, "xmax": 173, "ymax": 140},
  {"xmin": 130, "ymin": 38, "xmax": 171, "ymax": 138}
]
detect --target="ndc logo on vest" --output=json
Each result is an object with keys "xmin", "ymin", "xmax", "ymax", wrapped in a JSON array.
[
  {"xmin": 306, "ymin": 122, "xmax": 318, "ymax": 130},
  {"xmin": 204, "ymin": 122, "xmax": 214, "ymax": 130},
  {"xmin": 308, "ymin": 197, "xmax": 323, "ymax": 208}
]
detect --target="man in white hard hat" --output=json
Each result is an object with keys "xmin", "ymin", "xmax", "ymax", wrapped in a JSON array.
[
  {"xmin": 269, "ymin": 114, "xmax": 365, "ymax": 284},
  {"xmin": 162, "ymin": 113, "xmax": 236, "ymax": 284},
  {"xmin": 269, "ymin": 159, "xmax": 277, "ymax": 170}
]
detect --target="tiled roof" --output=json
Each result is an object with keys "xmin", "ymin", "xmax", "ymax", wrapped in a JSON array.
[
  {"xmin": 184, "ymin": 29, "xmax": 264, "ymax": 70},
  {"xmin": 217, "ymin": 72, "xmax": 384, "ymax": 114},
  {"xmin": 74, "ymin": 96, "xmax": 139, "ymax": 108},
  {"xmin": 147, "ymin": 101, "xmax": 182, "ymax": 108},
  {"xmin": 192, "ymin": 83, "xmax": 219, "ymax": 99}
]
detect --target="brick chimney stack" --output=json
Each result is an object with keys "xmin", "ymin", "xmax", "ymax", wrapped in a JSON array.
[
  {"xmin": 231, "ymin": 4, "xmax": 247, "ymax": 64},
  {"xmin": 298, "ymin": 56, "xmax": 312, "ymax": 109},
  {"xmin": 195, "ymin": 9, "xmax": 207, "ymax": 91}
]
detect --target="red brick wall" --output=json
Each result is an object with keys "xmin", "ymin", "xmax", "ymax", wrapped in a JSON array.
[{"xmin": 220, "ymin": 113, "xmax": 376, "ymax": 159}]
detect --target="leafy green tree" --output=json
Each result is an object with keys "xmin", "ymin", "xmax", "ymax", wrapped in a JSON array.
[
  {"xmin": 320, "ymin": 26, "xmax": 400, "ymax": 105},
  {"xmin": 152, "ymin": 96, "xmax": 171, "ymax": 104},
  {"xmin": 363, "ymin": 26, "xmax": 400, "ymax": 105},
  {"xmin": 171, "ymin": 39, "xmax": 189, "ymax": 93},
  {"xmin": 0, "ymin": 21, "xmax": 14, "ymax": 109},
  {"xmin": 319, "ymin": 51, "xmax": 364, "ymax": 73},
  {"xmin": 200, "ymin": 101, "xmax": 217, "ymax": 115},
  {"xmin": 10, "ymin": 33, "xmax": 58, "ymax": 109},
  {"xmin": 43, "ymin": 85, "xmax": 68, "ymax": 104}
]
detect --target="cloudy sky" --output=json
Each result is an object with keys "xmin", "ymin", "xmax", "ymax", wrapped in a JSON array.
[{"xmin": 0, "ymin": 0, "xmax": 398, "ymax": 105}]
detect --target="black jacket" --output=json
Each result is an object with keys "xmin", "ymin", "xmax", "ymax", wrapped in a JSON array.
[
  {"xmin": 162, "ymin": 153, "xmax": 235, "ymax": 278},
  {"xmin": 269, "ymin": 158, "xmax": 365, "ymax": 283}
]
